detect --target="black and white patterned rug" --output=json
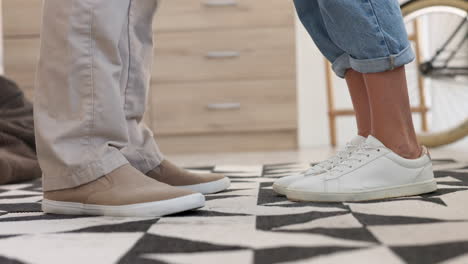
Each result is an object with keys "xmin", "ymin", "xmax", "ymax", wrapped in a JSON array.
[{"xmin": 0, "ymin": 159, "xmax": 468, "ymax": 264}]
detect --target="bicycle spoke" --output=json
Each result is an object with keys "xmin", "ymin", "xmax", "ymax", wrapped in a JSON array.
[
  {"xmin": 429, "ymin": 15, "xmax": 467, "ymax": 64},
  {"xmin": 402, "ymin": 0, "xmax": 468, "ymax": 145}
]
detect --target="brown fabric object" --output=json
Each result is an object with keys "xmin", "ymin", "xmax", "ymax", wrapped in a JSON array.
[
  {"xmin": 0, "ymin": 76, "xmax": 41, "ymax": 184},
  {"xmin": 44, "ymin": 164, "xmax": 196, "ymax": 206},
  {"xmin": 146, "ymin": 160, "xmax": 225, "ymax": 186}
]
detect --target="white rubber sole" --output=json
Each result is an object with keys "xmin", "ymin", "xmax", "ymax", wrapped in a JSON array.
[
  {"xmin": 272, "ymin": 183, "xmax": 288, "ymax": 196},
  {"xmin": 286, "ymin": 180, "xmax": 438, "ymax": 202},
  {"xmin": 177, "ymin": 177, "xmax": 231, "ymax": 194},
  {"xmin": 42, "ymin": 193, "xmax": 205, "ymax": 217}
]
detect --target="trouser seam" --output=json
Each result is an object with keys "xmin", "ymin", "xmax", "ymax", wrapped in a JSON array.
[
  {"xmin": 366, "ymin": 0, "xmax": 393, "ymax": 64},
  {"xmin": 86, "ymin": 1, "xmax": 96, "ymax": 154},
  {"xmin": 124, "ymin": 0, "xmax": 134, "ymax": 114},
  {"xmin": 122, "ymin": 0, "xmax": 159, "ymax": 173},
  {"xmin": 389, "ymin": 55, "xmax": 395, "ymax": 69},
  {"xmin": 91, "ymin": 7, "xmax": 96, "ymax": 149}
]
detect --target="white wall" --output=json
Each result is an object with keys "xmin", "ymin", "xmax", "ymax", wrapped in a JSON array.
[{"xmin": 296, "ymin": 16, "xmax": 357, "ymax": 148}]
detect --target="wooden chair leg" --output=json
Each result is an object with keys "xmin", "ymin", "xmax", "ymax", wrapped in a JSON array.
[
  {"xmin": 413, "ymin": 19, "xmax": 429, "ymax": 132},
  {"xmin": 325, "ymin": 60, "xmax": 337, "ymax": 147}
]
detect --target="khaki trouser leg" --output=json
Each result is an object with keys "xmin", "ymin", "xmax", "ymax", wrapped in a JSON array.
[
  {"xmin": 119, "ymin": 0, "xmax": 164, "ymax": 174},
  {"xmin": 35, "ymin": 0, "xmax": 162, "ymax": 191}
]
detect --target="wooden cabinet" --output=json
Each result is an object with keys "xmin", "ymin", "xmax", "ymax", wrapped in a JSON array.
[
  {"xmin": 153, "ymin": 0, "xmax": 295, "ymax": 31},
  {"xmin": 2, "ymin": 0, "xmax": 298, "ymax": 153},
  {"xmin": 152, "ymin": 79, "xmax": 297, "ymax": 135},
  {"xmin": 3, "ymin": 0, "xmax": 42, "ymax": 37}
]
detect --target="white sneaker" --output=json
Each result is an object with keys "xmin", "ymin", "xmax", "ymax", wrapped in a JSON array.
[
  {"xmin": 272, "ymin": 135, "xmax": 366, "ymax": 195},
  {"xmin": 286, "ymin": 136, "xmax": 437, "ymax": 202}
]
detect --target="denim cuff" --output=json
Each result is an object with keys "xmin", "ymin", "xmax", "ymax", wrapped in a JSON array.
[
  {"xmin": 331, "ymin": 45, "xmax": 415, "ymax": 78},
  {"xmin": 331, "ymin": 53, "xmax": 351, "ymax": 78}
]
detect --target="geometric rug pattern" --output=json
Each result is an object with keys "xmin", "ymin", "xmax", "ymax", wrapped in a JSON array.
[{"xmin": 0, "ymin": 159, "xmax": 467, "ymax": 264}]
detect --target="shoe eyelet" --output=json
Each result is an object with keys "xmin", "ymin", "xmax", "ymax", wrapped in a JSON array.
[
  {"xmin": 377, "ymin": 149, "xmax": 381, "ymax": 152},
  {"xmin": 367, "ymin": 154, "xmax": 370, "ymax": 157}
]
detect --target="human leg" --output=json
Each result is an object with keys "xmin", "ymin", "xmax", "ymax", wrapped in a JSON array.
[
  {"xmin": 315, "ymin": 0, "xmax": 420, "ymax": 157},
  {"xmin": 36, "ymin": 0, "xmax": 205, "ymax": 216},
  {"xmin": 118, "ymin": 0, "xmax": 230, "ymax": 194},
  {"xmin": 117, "ymin": 0, "xmax": 164, "ymax": 174},
  {"xmin": 273, "ymin": 0, "xmax": 367, "ymax": 195},
  {"xmin": 285, "ymin": 0, "xmax": 436, "ymax": 201},
  {"xmin": 364, "ymin": 67, "xmax": 421, "ymax": 159},
  {"xmin": 345, "ymin": 70, "xmax": 372, "ymax": 138},
  {"xmin": 35, "ymin": 0, "xmax": 133, "ymax": 191}
]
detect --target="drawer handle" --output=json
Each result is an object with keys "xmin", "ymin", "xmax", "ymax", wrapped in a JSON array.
[
  {"xmin": 203, "ymin": 0, "xmax": 238, "ymax": 7},
  {"xmin": 206, "ymin": 103, "xmax": 241, "ymax": 110},
  {"xmin": 205, "ymin": 51, "xmax": 241, "ymax": 59}
]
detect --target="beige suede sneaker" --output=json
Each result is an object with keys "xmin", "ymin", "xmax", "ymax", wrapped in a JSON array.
[
  {"xmin": 146, "ymin": 160, "xmax": 230, "ymax": 194},
  {"xmin": 42, "ymin": 164, "xmax": 205, "ymax": 217}
]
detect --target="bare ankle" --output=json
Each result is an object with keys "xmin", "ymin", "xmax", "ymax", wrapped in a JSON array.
[
  {"xmin": 391, "ymin": 143, "xmax": 422, "ymax": 159},
  {"xmin": 358, "ymin": 131, "xmax": 371, "ymax": 138},
  {"xmin": 371, "ymin": 134, "xmax": 421, "ymax": 159}
]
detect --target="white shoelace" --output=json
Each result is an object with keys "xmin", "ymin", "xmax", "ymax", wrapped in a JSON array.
[
  {"xmin": 329, "ymin": 143, "xmax": 381, "ymax": 174},
  {"xmin": 303, "ymin": 142, "xmax": 360, "ymax": 176}
]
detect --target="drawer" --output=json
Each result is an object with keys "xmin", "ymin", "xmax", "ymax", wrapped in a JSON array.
[
  {"xmin": 155, "ymin": 130, "xmax": 298, "ymax": 154},
  {"xmin": 2, "ymin": 0, "xmax": 295, "ymax": 37},
  {"xmin": 3, "ymin": 0, "xmax": 43, "ymax": 37},
  {"xmin": 3, "ymin": 28, "xmax": 296, "ymax": 92},
  {"xmin": 4, "ymin": 38, "xmax": 40, "ymax": 89},
  {"xmin": 154, "ymin": 0, "xmax": 295, "ymax": 31},
  {"xmin": 152, "ymin": 27, "xmax": 295, "ymax": 82},
  {"xmin": 150, "ymin": 79, "xmax": 297, "ymax": 135}
]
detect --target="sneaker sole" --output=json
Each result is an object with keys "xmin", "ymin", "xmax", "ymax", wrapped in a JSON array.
[
  {"xmin": 42, "ymin": 193, "xmax": 205, "ymax": 217},
  {"xmin": 272, "ymin": 183, "xmax": 288, "ymax": 196},
  {"xmin": 177, "ymin": 177, "xmax": 231, "ymax": 194},
  {"xmin": 286, "ymin": 180, "xmax": 438, "ymax": 202}
]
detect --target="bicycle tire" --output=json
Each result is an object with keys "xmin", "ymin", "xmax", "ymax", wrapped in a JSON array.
[
  {"xmin": 401, "ymin": 0, "xmax": 468, "ymax": 15},
  {"xmin": 418, "ymin": 119, "xmax": 468, "ymax": 147},
  {"xmin": 401, "ymin": 0, "xmax": 468, "ymax": 147}
]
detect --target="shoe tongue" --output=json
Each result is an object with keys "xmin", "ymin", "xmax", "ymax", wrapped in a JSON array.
[
  {"xmin": 350, "ymin": 135, "xmax": 366, "ymax": 145},
  {"xmin": 365, "ymin": 135, "xmax": 386, "ymax": 148}
]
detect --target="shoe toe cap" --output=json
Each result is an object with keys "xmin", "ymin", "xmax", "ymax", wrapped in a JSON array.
[
  {"xmin": 209, "ymin": 173, "xmax": 228, "ymax": 181},
  {"xmin": 274, "ymin": 174, "xmax": 304, "ymax": 187},
  {"xmin": 287, "ymin": 175, "xmax": 327, "ymax": 193}
]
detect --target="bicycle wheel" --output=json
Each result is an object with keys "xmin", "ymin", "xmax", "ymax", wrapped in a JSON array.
[{"xmin": 401, "ymin": 0, "xmax": 468, "ymax": 147}]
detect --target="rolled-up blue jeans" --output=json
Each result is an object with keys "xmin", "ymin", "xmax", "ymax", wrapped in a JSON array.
[{"xmin": 294, "ymin": 0, "xmax": 415, "ymax": 78}]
